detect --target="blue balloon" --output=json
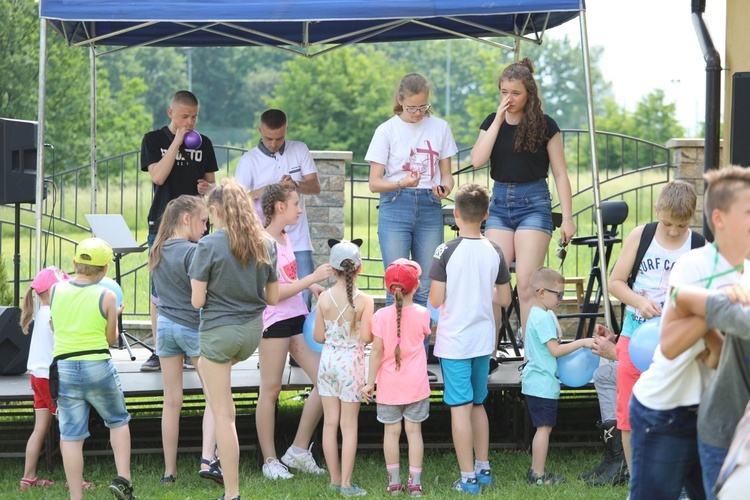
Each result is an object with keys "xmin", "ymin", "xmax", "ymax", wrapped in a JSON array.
[
  {"xmin": 629, "ymin": 318, "xmax": 662, "ymax": 372},
  {"xmin": 303, "ymin": 307, "xmax": 323, "ymax": 353},
  {"xmin": 99, "ymin": 276, "xmax": 123, "ymax": 307},
  {"xmin": 557, "ymin": 347, "xmax": 600, "ymax": 388},
  {"xmin": 426, "ymin": 303, "xmax": 440, "ymax": 325}
]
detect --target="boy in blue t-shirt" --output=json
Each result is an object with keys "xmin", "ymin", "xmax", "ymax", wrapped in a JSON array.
[{"xmin": 522, "ymin": 267, "xmax": 593, "ymax": 485}]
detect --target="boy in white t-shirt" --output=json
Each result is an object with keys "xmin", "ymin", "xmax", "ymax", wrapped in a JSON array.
[
  {"xmin": 630, "ymin": 165, "xmax": 750, "ymax": 500},
  {"xmin": 428, "ymin": 183, "xmax": 511, "ymax": 494},
  {"xmin": 234, "ymin": 108, "xmax": 320, "ymax": 308}
]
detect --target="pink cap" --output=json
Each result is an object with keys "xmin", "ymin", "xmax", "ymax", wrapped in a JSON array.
[
  {"xmin": 384, "ymin": 258, "xmax": 422, "ymax": 295},
  {"xmin": 31, "ymin": 266, "xmax": 70, "ymax": 294}
]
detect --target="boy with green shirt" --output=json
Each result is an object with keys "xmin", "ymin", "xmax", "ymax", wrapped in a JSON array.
[{"xmin": 50, "ymin": 238, "xmax": 134, "ymax": 500}]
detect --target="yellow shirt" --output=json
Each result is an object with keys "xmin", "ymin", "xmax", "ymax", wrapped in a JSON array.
[{"xmin": 50, "ymin": 281, "xmax": 110, "ymax": 360}]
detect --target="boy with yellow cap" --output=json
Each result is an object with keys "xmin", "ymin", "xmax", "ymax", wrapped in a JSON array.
[{"xmin": 50, "ymin": 238, "xmax": 134, "ymax": 500}]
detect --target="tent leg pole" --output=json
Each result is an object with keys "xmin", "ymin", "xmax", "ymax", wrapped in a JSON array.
[
  {"xmin": 90, "ymin": 46, "xmax": 97, "ymax": 214},
  {"xmin": 579, "ymin": 10, "xmax": 612, "ymax": 333},
  {"xmin": 35, "ymin": 20, "xmax": 48, "ymax": 280}
]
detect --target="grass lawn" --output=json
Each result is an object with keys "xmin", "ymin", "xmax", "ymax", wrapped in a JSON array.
[{"xmin": 0, "ymin": 447, "xmax": 629, "ymax": 499}]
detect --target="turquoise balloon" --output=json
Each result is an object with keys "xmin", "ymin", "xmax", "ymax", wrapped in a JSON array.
[
  {"xmin": 99, "ymin": 276, "xmax": 123, "ymax": 307},
  {"xmin": 629, "ymin": 318, "xmax": 662, "ymax": 372},
  {"xmin": 303, "ymin": 307, "xmax": 323, "ymax": 353},
  {"xmin": 557, "ymin": 347, "xmax": 600, "ymax": 387}
]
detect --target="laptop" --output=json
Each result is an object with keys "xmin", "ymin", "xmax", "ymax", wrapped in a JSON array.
[{"xmin": 84, "ymin": 214, "xmax": 145, "ymax": 254}]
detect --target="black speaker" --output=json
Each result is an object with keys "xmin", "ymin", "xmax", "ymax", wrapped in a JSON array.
[
  {"xmin": 0, "ymin": 307, "xmax": 31, "ymax": 375},
  {"xmin": 731, "ymin": 73, "xmax": 750, "ymax": 168},
  {"xmin": 0, "ymin": 118, "xmax": 37, "ymax": 205}
]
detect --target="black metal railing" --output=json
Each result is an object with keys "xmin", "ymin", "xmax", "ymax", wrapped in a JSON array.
[{"xmin": 1, "ymin": 131, "xmax": 672, "ymax": 317}]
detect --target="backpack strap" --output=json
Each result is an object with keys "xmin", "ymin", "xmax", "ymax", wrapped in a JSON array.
[
  {"xmin": 627, "ymin": 222, "xmax": 658, "ymax": 289},
  {"xmin": 690, "ymin": 230, "xmax": 706, "ymax": 249}
]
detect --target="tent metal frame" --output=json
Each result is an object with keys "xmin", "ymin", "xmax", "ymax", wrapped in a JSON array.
[{"xmin": 34, "ymin": 4, "xmax": 613, "ymax": 331}]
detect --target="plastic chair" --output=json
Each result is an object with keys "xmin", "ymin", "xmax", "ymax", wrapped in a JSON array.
[{"xmin": 557, "ymin": 200, "xmax": 629, "ymax": 339}]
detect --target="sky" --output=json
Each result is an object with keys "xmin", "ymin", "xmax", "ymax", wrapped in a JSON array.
[{"xmin": 547, "ymin": 0, "xmax": 727, "ymax": 136}]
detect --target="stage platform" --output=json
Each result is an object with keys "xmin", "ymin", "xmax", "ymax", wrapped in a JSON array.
[{"xmin": 0, "ymin": 348, "xmax": 601, "ymax": 467}]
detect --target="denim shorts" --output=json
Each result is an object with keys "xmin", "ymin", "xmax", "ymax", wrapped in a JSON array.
[
  {"xmin": 439, "ymin": 355, "xmax": 490, "ymax": 407},
  {"xmin": 486, "ymin": 179, "xmax": 554, "ymax": 234},
  {"xmin": 156, "ymin": 315, "xmax": 200, "ymax": 358},
  {"xmin": 200, "ymin": 316, "xmax": 263, "ymax": 364},
  {"xmin": 377, "ymin": 397, "xmax": 430, "ymax": 424},
  {"xmin": 526, "ymin": 395, "xmax": 558, "ymax": 427},
  {"xmin": 56, "ymin": 359, "xmax": 131, "ymax": 441}
]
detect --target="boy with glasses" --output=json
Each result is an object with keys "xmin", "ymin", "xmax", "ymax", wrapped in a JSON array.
[{"xmin": 522, "ymin": 266, "xmax": 593, "ymax": 485}]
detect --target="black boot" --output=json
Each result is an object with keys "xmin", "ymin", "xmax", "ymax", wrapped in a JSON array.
[
  {"xmin": 580, "ymin": 420, "xmax": 609, "ymax": 481},
  {"xmin": 587, "ymin": 420, "xmax": 629, "ymax": 486}
]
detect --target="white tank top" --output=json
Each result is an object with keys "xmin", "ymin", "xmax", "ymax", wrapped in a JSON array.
[{"xmin": 626, "ymin": 229, "xmax": 693, "ymax": 323}]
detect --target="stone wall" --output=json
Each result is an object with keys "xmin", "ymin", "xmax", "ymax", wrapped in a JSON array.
[{"xmin": 308, "ymin": 151, "xmax": 351, "ymax": 268}]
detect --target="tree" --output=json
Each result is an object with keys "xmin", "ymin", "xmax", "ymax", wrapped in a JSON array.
[
  {"xmin": 632, "ymin": 89, "xmax": 685, "ymax": 145},
  {"xmin": 267, "ymin": 46, "xmax": 407, "ymax": 161},
  {"xmin": 100, "ymin": 47, "xmax": 188, "ymax": 130}
]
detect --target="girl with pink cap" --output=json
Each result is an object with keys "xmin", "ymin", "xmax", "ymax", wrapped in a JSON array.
[{"xmin": 18, "ymin": 267, "xmax": 85, "ymax": 491}]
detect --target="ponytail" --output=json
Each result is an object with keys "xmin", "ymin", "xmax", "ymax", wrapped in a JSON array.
[
  {"xmin": 19, "ymin": 288, "xmax": 34, "ymax": 334},
  {"xmin": 393, "ymin": 286, "xmax": 403, "ymax": 371}
]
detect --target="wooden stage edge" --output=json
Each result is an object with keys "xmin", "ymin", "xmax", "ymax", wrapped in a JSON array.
[
  {"xmin": 1, "ymin": 347, "xmax": 531, "ymax": 401},
  {"xmin": 0, "ymin": 348, "xmax": 602, "ymax": 462}
]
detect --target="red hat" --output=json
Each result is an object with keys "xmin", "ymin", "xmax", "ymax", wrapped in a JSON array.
[
  {"xmin": 31, "ymin": 266, "xmax": 70, "ymax": 294},
  {"xmin": 384, "ymin": 258, "xmax": 422, "ymax": 295}
]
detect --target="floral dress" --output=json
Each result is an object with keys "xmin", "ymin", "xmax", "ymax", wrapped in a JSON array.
[{"xmin": 317, "ymin": 289, "xmax": 364, "ymax": 403}]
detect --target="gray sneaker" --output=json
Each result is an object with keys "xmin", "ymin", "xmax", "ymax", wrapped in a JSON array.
[
  {"xmin": 140, "ymin": 353, "xmax": 160, "ymax": 372},
  {"xmin": 340, "ymin": 484, "xmax": 367, "ymax": 497}
]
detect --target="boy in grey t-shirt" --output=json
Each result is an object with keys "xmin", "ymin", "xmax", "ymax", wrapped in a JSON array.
[{"xmin": 670, "ymin": 285, "xmax": 750, "ymax": 498}]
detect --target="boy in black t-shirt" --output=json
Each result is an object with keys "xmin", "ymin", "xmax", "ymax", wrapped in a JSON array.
[{"xmin": 139, "ymin": 91, "xmax": 219, "ymax": 372}]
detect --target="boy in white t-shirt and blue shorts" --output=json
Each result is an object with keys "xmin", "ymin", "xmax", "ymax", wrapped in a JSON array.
[{"xmin": 428, "ymin": 183, "xmax": 511, "ymax": 494}]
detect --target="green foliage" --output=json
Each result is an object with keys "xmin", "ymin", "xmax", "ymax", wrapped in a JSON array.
[
  {"xmin": 0, "ymin": 255, "xmax": 12, "ymax": 306},
  {"xmin": 100, "ymin": 47, "xmax": 188, "ymax": 129},
  {"xmin": 268, "ymin": 46, "xmax": 406, "ymax": 161},
  {"xmin": 97, "ymin": 71, "xmax": 152, "ymax": 160}
]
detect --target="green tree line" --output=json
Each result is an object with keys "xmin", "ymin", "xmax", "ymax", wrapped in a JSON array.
[{"xmin": 1, "ymin": 0, "xmax": 686, "ymax": 177}]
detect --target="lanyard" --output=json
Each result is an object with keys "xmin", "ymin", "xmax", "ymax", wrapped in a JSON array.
[{"xmin": 696, "ymin": 242, "xmax": 744, "ymax": 289}]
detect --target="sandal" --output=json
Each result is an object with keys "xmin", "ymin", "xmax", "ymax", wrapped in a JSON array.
[
  {"xmin": 159, "ymin": 475, "xmax": 176, "ymax": 484},
  {"xmin": 64, "ymin": 480, "xmax": 95, "ymax": 490},
  {"xmin": 199, "ymin": 457, "xmax": 224, "ymax": 485},
  {"xmin": 386, "ymin": 483, "xmax": 402, "ymax": 495},
  {"xmin": 19, "ymin": 477, "xmax": 55, "ymax": 491}
]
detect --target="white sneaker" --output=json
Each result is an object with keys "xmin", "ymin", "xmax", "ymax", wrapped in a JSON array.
[
  {"xmin": 280, "ymin": 443, "xmax": 325, "ymax": 475},
  {"xmin": 262, "ymin": 457, "xmax": 293, "ymax": 480}
]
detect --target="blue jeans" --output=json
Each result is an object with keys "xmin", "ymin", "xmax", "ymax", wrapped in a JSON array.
[
  {"xmin": 377, "ymin": 188, "xmax": 443, "ymax": 308},
  {"xmin": 629, "ymin": 396, "xmax": 706, "ymax": 500},
  {"xmin": 294, "ymin": 250, "xmax": 314, "ymax": 310},
  {"xmin": 698, "ymin": 438, "xmax": 728, "ymax": 500}
]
